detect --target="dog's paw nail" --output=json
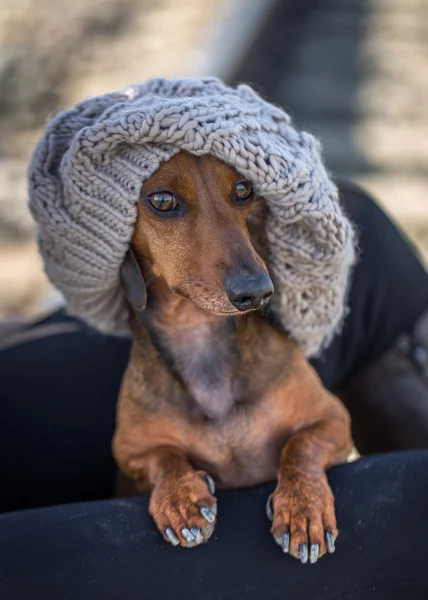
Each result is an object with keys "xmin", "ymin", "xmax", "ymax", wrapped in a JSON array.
[
  {"xmin": 203, "ymin": 474, "xmax": 216, "ymax": 495},
  {"xmin": 210, "ymin": 503, "xmax": 217, "ymax": 517},
  {"xmin": 200, "ymin": 507, "xmax": 216, "ymax": 523},
  {"xmin": 282, "ymin": 532, "xmax": 290, "ymax": 553},
  {"xmin": 165, "ymin": 527, "xmax": 180, "ymax": 547},
  {"xmin": 326, "ymin": 531, "xmax": 335, "ymax": 554},
  {"xmin": 190, "ymin": 526, "xmax": 204, "ymax": 545},
  {"xmin": 299, "ymin": 543, "xmax": 308, "ymax": 564},
  {"xmin": 181, "ymin": 528, "xmax": 195, "ymax": 544},
  {"xmin": 266, "ymin": 497, "xmax": 274, "ymax": 521},
  {"xmin": 310, "ymin": 543, "xmax": 319, "ymax": 564}
]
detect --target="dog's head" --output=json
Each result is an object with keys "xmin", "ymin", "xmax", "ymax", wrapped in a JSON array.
[{"xmin": 122, "ymin": 151, "xmax": 273, "ymax": 317}]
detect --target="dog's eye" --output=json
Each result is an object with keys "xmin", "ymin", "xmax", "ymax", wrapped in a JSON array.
[
  {"xmin": 234, "ymin": 181, "xmax": 253, "ymax": 203},
  {"xmin": 148, "ymin": 192, "xmax": 179, "ymax": 212}
]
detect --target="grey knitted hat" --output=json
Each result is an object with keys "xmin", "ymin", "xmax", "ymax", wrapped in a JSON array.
[{"xmin": 28, "ymin": 77, "xmax": 356, "ymax": 357}]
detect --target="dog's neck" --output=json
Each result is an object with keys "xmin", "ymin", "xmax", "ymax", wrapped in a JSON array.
[{"xmin": 136, "ymin": 275, "xmax": 238, "ymax": 421}]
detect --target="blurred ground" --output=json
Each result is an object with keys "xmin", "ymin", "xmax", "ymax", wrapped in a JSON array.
[
  {"xmin": 0, "ymin": 0, "xmax": 224, "ymax": 317},
  {"xmin": 0, "ymin": 0, "xmax": 427, "ymax": 319}
]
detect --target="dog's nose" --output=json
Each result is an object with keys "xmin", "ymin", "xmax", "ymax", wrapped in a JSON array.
[{"xmin": 224, "ymin": 271, "xmax": 274, "ymax": 311}]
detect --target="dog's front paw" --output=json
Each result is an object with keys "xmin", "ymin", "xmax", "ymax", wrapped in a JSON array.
[
  {"xmin": 267, "ymin": 474, "xmax": 337, "ymax": 564},
  {"xmin": 149, "ymin": 471, "xmax": 217, "ymax": 548}
]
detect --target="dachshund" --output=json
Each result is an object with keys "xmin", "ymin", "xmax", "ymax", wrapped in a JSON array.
[{"xmin": 113, "ymin": 150, "xmax": 353, "ymax": 564}]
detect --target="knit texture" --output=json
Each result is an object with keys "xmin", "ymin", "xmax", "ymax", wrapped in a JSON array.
[{"xmin": 28, "ymin": 77, "xmax": 356, "ymax": 357}]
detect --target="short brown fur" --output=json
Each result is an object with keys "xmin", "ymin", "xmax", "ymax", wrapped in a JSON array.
[{"xmin": 113, "ymin": 151, "xmax": 353, "ymax": 561}]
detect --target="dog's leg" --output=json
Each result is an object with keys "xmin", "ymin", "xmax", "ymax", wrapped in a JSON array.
[
  {"xmin": 127, "ymin": 446, "xmax": 217, "ymax": 548},
  {"xmin": 267, "ymin": 416, "xmax": 351, "ymax": 564},
  {"xmin": 113, "ymin": 322, "xmax": 218, "ymax": 549}
]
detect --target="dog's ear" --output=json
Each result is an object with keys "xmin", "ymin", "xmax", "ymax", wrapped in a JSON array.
[{"xmin": 121, "ymin": 249, "xmax": 147, "ymax": 313}]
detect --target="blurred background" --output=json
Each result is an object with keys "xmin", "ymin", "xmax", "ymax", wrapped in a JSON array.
[{"xmin": 0, "ymin": 0, "xmax": 427, "ymax": 321}]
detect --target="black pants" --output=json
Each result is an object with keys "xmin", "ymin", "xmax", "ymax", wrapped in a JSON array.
[
  {"xmin": 1, "ymin": 183, "xmax": 428, "ymax": 599},
  {"xmin": 2, "ymin": 452, "xmax": 428, "ymax": 600}
]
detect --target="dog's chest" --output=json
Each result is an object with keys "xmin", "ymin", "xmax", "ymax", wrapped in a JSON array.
[
  {"xmin": 159, "ymin": 320, "xmax": 302, "ymax": 486},
  {"xmin": 161, "ymin": 321, "xmax": 239, "ymax": 421},
  {"xmin": 165, "ymin": 316, "xmax": 294, "ymax": 417},
  {"xmin": 185, "ymin": 381, "xmax": 300, "ymax": 488},
  {"xmin": 143, "ymin": 314, "xmax": 307, "ymax": 486}
]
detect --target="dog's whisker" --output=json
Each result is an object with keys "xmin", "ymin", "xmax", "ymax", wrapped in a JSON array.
[
  {"xmin": 261, "ymin": 305, "xmax": 270, "ymax": 319},
  {"xmin": 145, "ymin": 273, "xmax": 159, "ymax": 288},
  {"xmin": 175, "ymin": 296, "xmax": 193, "ymax": 317},
  {"xmin": 173, "ymin": 278, "xmax": 200, "ymax": 289}
]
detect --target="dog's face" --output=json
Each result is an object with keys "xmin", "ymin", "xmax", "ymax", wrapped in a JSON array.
[{"xmin": 131, "ymin": 151, "xmax": 273, "ymax": 316}]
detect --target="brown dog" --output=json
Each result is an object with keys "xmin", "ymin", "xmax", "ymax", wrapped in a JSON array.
[{"xmin": 113, "ymin": 151, "xmax": 353, "ymax": 564}]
